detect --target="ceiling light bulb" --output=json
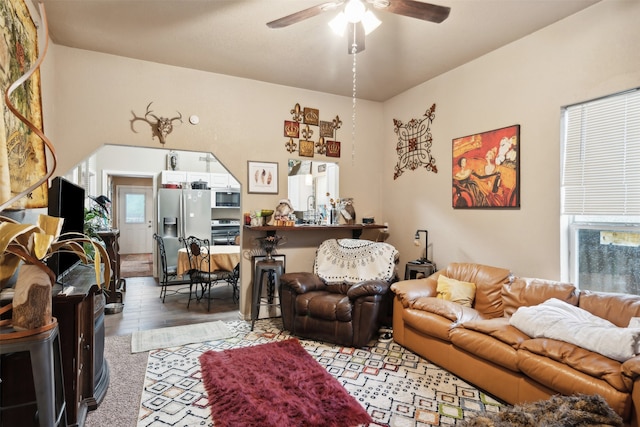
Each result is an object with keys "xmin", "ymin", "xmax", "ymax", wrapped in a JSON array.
[
  {"xmin": 344, "ymin": 0, "xmax": 366, "ymax": 23},
  {"xmin": 362, "ymin": 10, "xmax": 381, "ymax": 35},
  {"xmin": 328, "ymin": 12, "xmax": 347, "ymax": 36}
]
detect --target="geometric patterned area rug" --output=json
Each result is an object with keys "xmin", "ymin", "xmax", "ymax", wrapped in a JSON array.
[{"xmin": 137, "ymin": 318, "xmax": 503, "ymax": 426}]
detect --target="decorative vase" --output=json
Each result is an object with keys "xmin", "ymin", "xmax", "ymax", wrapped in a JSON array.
[
  {"xmin": 11, "ymin": 264, "xmax": 53, "ymax": 331},
  {"xmin": 256, "ymin": 235, "xmax": 283, "ymax": 260},
  {"xmin": 331, "ymin": 208, "xmax": 339, "ymax": 225}
]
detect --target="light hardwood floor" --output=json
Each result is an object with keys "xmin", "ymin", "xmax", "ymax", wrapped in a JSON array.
[{"xmin": 104, "ymin": 274, "xmax": 241, "ymax": 337}]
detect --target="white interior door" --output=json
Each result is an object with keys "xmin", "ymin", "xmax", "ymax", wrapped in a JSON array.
[{"xmin": 117, "ymin": 185, "xmax": 153, "ymax": 254}]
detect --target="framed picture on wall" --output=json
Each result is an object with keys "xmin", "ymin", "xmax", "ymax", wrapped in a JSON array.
[
  {"xmin": 248, "ymin": 161, "xmax": 279, "ymax": 194},
  {"xmin": 452, "ymin": 124, "xmax": 520, "ymax": 209}
]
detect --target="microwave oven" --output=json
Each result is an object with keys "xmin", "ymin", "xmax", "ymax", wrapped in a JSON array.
[{"xmin": 213, "ymin": 189, "xmax": 240, "ymax": 207}]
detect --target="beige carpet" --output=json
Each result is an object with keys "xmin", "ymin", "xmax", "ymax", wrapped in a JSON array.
[
  {"xmin": 131, "ymin": 320, "xmax": 233, "ymax": 353},
  {"xmin": 85, "ymin": 335, "xmax": 147, "ymax": 427}
]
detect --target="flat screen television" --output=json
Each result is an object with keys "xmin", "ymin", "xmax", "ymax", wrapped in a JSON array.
[{"xmin": 47, "ymin": 176, "xmax": 85, "ymax": 284}]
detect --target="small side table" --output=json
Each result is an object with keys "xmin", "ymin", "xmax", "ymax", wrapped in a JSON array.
[{"xmin": 404, "ymin": 261, "xmax": 436, "ymax": 280}]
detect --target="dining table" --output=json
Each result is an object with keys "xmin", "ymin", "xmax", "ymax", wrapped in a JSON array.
[{"xmin": 177, "ymin": 245, "xmax": 241, "ymax": 277}]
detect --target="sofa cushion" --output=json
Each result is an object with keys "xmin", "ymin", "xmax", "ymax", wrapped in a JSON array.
[
  {"xmin": 517, "ymin": 349, "xmax": 631, "ymax": 419},
  {"xmin": 459, "ymin": 317, "xmax": 530, "ymax": 348},
  {"xmin": 502, "ymin": 277, "xmax": 579, "ymax": 317},
  {"xmin": 437, "ymin": 275, "xmax": 476, "ymax": 307},
  {"xmin": 510, "ymin": 298, "xmax": 640, "ymax": 362},
  {"xmin": 579, "ymin": 291, "xmax": 640, "ymax": 328},
  {"xmin": 519, "ymin": 338, "xmax": 632, "ymax": 393},
  {"xmin": 403, "ymin": 307, "xmax": 455, "ymax": 341},
  {"xmin": 441, "ymin": 263, "xmax": 511, "ymax": 319},
  {"xmin": 449, "ymin": 327, "xmax": 520, "ymax": 372},
  {"xmin": 412, "ymin": 296, "xmax": 484, "ymax": 324}
]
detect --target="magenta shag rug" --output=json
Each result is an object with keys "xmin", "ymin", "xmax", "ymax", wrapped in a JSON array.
[{"xmin": 199, "ymin": 339, "xmax": 372, "ymax": 427}]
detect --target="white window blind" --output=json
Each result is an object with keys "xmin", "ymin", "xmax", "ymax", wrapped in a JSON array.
[{"xmin": 562, "ymin": 89, "xmax": 640, "ymax": 215}]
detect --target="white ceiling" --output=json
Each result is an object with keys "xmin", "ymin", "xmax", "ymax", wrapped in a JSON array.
[{"xmin": 40, "ymin": 0, "xmax": 600, "ymax": 102}]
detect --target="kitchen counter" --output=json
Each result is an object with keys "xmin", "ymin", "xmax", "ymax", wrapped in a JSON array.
[{"xmin": 244, "ymin": 223, "xmax": 386, "ymax": 239}]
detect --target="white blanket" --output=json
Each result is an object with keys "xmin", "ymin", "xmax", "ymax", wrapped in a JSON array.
[
  {"xmin": 314, "ymin": 238, "xmax": 398, "ymax": 284},
  {"xmin": 509, "ymin": 298, "xmax": 640, "ymax": 362}
]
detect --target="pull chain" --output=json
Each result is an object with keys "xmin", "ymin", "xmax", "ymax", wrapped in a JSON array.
[{"xmin": 351, "ymin": 27, "xmax": 357, "ymax": 166}]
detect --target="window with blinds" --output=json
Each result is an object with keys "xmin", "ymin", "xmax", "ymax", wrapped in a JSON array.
[{"xmin": 561, "ymin": 88, "xmax": 640, "ymax": 295}]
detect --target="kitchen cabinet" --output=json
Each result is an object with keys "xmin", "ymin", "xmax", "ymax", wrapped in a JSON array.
[
  {"xmin": 187, "ymin": 172, "xmax": 211, "ymax": 186},
  {"xmin": 160, "ymin": 170, "xmax": 187, "ymax": 185},
  {"xmin": 211, "ymin": 173, "xmax": 240, "ymax": 190}
]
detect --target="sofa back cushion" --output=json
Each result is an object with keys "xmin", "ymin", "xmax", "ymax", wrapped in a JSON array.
[
  {"xmin": 502, "ymin": 277, "xmax": 579, "ymax": 317},
  {"xmin": 579, "ymin": 290, "xmax": 640, "ymax": 327},
  {"xmin": 442, "ymin": 263, "xmax": 511, "ymax": 318}
]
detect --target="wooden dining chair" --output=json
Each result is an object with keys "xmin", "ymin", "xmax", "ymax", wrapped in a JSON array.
[{"xmin": 179, "ymin": 235, "xmax": 234, "ymax": 311}]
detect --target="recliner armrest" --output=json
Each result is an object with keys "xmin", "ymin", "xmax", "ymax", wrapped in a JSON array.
[
  {"xmin": 347, "ymin": 280, "xmax": 390, "ymax": 300},
  {"xmin": 280, "ymin": 272, "xmax": 326, "ymax": 294}
]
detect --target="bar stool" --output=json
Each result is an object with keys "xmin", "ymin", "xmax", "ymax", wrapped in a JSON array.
[
  {"xmin": 251, "ymin": 259, "xmax": 285, "ymax": 330},
  {"xmin": 0, "ymin": 321, "xmax": 67, "ymax": 427}
]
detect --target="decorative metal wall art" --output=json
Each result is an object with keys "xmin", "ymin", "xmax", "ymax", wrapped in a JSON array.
[
  {"xmin": 130, "ymin": 102, "xmax": 182, "ymax": 145},
  {"xmin": 300, "ymin": 140, "xmax": 314, "ymax": 157},
  {"xmin": 393, "ymin": 104, "xmax": 438, "ymax": 180},
  {"xmin": 284, "ymin": 121, "xmax": 299, "ymax": 138},
  {"xmin": 452, "ymin": 124, "xmax": 520, "ymax": 209},
  {"xmin": 285, "ymin": 138, "xmax": 297, "ymax": 153},
  {"xmin": 283, "ymin": 103, "xmax": 341, "ymax": 157}
]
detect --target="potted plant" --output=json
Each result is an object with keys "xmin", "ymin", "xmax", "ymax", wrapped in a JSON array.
[{"xmin": 0, "ymin": 213, "xmax": 111, "ymax": 334}]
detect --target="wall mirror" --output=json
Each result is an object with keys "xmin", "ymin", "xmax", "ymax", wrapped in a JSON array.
[{"xmin": 287, "ymin": 159, "xmax": 339, "ymax": 223}]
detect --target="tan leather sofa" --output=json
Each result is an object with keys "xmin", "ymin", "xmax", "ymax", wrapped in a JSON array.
[{"xmin": 391, "ymin": 262, "xmax": 640, "ymax": 426}]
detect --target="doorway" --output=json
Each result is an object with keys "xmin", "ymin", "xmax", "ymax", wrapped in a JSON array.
[{"xmin": 115, "ymin": 182, "xmax": 153, "ymax": 254}]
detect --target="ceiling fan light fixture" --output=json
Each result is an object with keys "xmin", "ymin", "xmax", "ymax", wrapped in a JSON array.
[
  {"xmin": 362, "ymin": 10, "xmax": 381, "ymax": 34},
  {"xmin": 344, "ymin": 0, "xmax": 366, "ymax": 23},
  {"xmin": 329, "ymin": 11, "xmax": 347, "ymax": 36}
]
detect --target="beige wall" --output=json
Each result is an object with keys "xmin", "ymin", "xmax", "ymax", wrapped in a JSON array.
[
  {"xmin": 40, "ymin": 44, "xmax": 385, "ymax": 316},
  {"xmin": 38, "ymin": 0, "xmax": 640, "ymax": 316},
  {"xmin": 380, "ymin": 0, "xmax": 640, "ymax": 280}
]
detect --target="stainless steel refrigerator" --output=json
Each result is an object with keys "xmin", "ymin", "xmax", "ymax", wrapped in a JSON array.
[{"xmin": 157, "ymin": 188, "xmax": 212, "ymax": 277}]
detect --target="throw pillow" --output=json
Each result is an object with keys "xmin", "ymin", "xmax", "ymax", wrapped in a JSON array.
[{"xmin": 436, "ymin": 275, "xmax": 476, "ymax": 308}]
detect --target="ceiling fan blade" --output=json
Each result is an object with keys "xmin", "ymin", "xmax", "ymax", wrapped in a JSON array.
[
  {"xmin": 375, "ymin": 0, "xmax": 451, "ymax": 23},
  {"xmin": 347, "ymin": 22, "xmax": 365, "ymax": 54},
  {"xmin": 267, "ymin": 1, "xmax": 344, "ymax": 29}
]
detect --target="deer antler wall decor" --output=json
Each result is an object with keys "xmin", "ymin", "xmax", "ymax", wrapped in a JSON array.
[{"xmin": 130, "ymin": 102, "xmax": 182, "ymax": 144}]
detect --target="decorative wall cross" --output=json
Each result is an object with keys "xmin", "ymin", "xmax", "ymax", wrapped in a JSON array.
[{"xmin": 393, "ymin": 104, "xmax": 438, "ymax": 180}]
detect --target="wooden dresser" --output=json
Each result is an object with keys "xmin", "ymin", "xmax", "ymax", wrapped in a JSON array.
[{"xmin": 0, "ymin": 265, "xmax": 109, "ymax": 427}]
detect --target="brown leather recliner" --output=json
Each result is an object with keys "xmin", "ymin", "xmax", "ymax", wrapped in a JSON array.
[{"xmin": 279, "ymin": 238, "xmax": 398, "ymax": 348}]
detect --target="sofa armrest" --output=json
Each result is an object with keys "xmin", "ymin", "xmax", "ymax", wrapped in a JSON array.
[
  {"xmin": 280, "ymin": 272, "xmax": 326, "ymax": 294},
  {"xmin": 347, "ymin": 280, "xmax": 390, "ymax": 300},
  {"xmin": 622, "ymin": 355, "xmax": 640, "ymax": 379},
  {"xmin": 391, "ymin": 275, "xmax": 439, "ymax": 307}
]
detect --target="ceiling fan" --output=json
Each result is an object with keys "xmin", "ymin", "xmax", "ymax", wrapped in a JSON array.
[{"xmin": 267, "ymin": 0, "xmax": 451, "ymax": 54}]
